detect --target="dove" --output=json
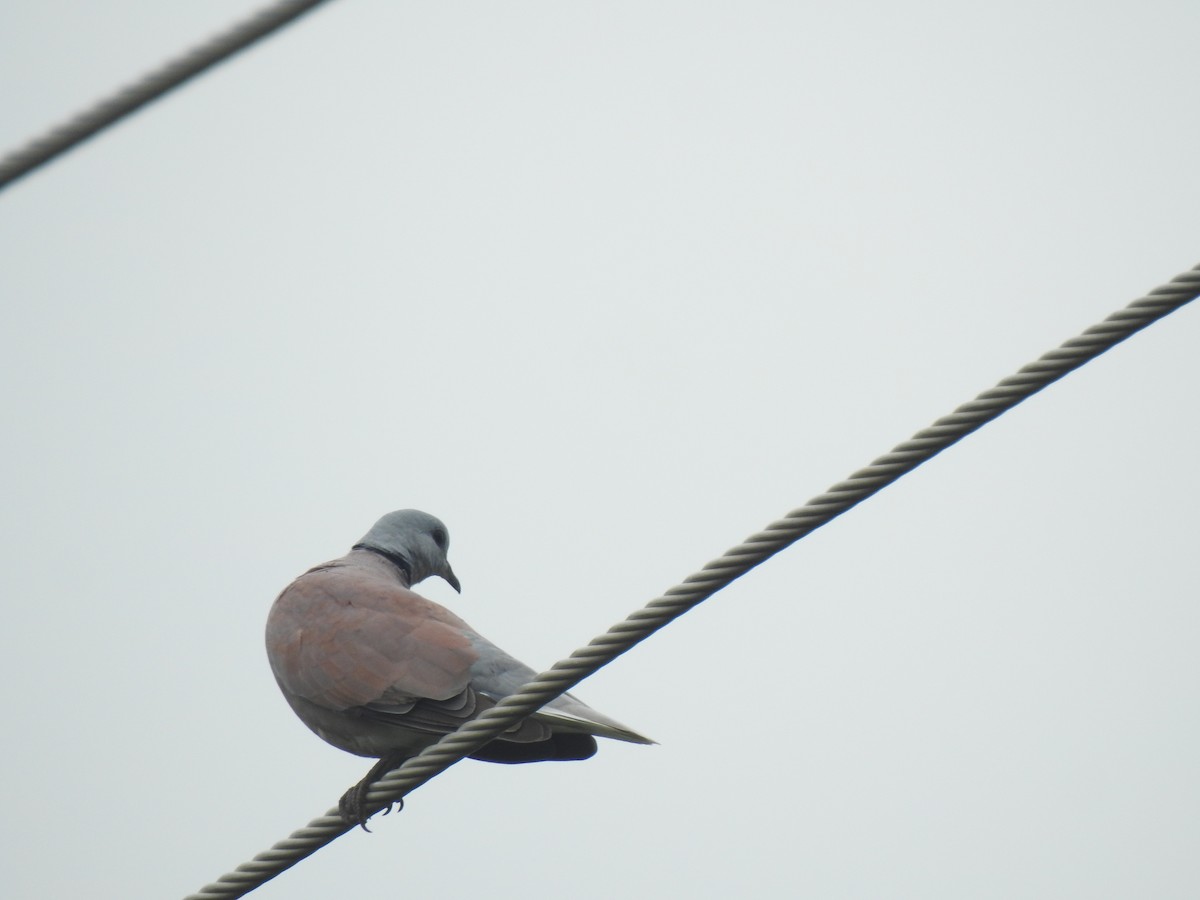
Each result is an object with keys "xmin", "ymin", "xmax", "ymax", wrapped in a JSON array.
[{"xmin": 266, "ymin": 509, "xmax": 652, "ymax": 826}]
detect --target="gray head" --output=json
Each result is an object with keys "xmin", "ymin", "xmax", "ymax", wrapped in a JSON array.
[{"xmin": 353, "ymin": 509, "xmax": 461, "ymax": 592}]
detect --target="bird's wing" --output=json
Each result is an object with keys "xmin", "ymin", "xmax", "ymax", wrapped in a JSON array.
[{"xmin": 266, "ymin": 558, "xmax": 551, "ymax": 739}]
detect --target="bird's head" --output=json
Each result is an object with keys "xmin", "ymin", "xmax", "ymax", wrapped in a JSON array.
[{"xmin": 353, "ymin": 509, "xmax": 461, "ymax": 592}]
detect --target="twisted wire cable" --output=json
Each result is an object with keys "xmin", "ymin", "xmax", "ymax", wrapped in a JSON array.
[
  {"xmin": 186, "ymin": 263, "xmax": 1200, "ymax": 899},
  {"xmin": 0, "ymin": 0, "xmax": 334, "ymax": 192}
]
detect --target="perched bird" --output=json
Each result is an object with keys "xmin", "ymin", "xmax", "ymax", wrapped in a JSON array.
[{"xmin": 266, "ymin": 509, "xmax": 653, "ymax": 826}]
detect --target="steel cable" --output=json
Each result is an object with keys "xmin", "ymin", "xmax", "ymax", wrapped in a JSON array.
[
  {"xmin": 186, "ymin": 263, "xmax": 1200, "ymax": 898},
  {"xmin": 0, "ymin": 0, "xmax": 334, "ymax": 191}
]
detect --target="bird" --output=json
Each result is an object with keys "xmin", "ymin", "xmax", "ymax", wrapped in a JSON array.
[{"xmin": 266, "ymin": 509, "xmax": 653, "ymax": 827}]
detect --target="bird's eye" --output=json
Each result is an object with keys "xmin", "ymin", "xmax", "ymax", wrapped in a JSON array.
[{"xmin": 431, "ymin": 529, "xmax": 447, "ymax": 548}]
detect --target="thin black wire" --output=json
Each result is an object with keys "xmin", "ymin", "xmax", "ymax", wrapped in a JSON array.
[
  {"xmin": 184, "ymin": 263, "xmax": 1200, "ymax": 899},
  {"xmin": 0, "ymin": 0, "xmax": 335, "ymax": 191}
]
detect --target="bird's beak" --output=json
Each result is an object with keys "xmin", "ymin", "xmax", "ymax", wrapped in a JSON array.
[{"xmin": 442, "ymin": 564, "xmax": 461, "ymax": 593}]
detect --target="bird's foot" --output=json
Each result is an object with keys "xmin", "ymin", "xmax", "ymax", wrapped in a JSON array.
[{"xmin": 339, "ymin": 753, "xmax": 406, "ymax": 831}]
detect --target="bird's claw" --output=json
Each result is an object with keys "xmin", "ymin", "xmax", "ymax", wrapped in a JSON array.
[
  {"xmin": 339, "ymin": 753, "xmax": 407, "ymax": 830},
  {"xmin": 338, "ymin": 782, "xmax": 374, "ymax": 831}
]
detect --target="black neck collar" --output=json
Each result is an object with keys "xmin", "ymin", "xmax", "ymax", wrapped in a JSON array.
[{"xmin": 353, "ymin": 545, "xmax": 413, "ymax": 584}]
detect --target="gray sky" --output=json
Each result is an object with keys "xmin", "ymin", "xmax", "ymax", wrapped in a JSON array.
[{"xmin": 2, "ymin": 2, "xmax": 1199, "ymax": 898}]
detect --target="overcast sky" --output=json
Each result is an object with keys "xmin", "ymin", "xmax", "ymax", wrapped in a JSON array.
[{"xmin": 2, "ymin": 2, "xmax": 1199, "ymax": 898}]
